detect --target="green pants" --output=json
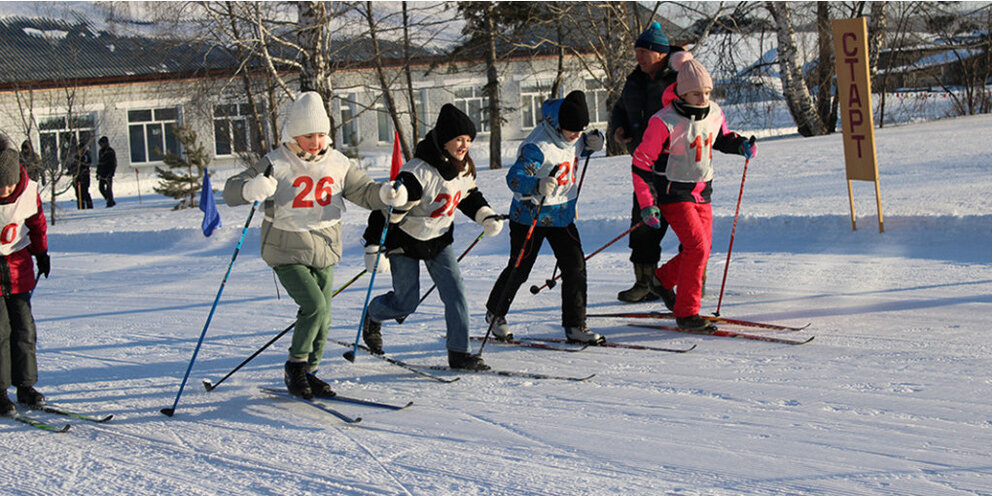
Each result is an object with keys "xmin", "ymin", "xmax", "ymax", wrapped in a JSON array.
[{"xmin": 273, "ymin": 264, "xmax": 334, "ymax": 370}]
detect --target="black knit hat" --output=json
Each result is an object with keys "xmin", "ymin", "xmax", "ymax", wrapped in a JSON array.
[
  {"xmin": 0, "ymin": 135, "xmax": 20, "ymax": 187},
  {"xmin": 434, "ymin": 103, "xmax": 477, "ymax": 145},
  {"xmin": 558, "ymin": 90, "xmax": 589, "ymax": 132}
]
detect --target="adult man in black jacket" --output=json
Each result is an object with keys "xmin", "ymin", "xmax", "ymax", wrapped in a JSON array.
[
  {"xmin": 96, "ymin": 136, "xmax": 117, "ymax": 207},
  {"xmin": 609, "ymin": 21, "xmax": 685, "ymax": 303}
]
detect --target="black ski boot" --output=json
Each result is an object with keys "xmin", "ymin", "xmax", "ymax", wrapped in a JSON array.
[
  {"xmin": 306, "ymin": 372, "xmax": 336, "ymax": 398},
  {"xmin": 362, "ymin": 314, "xmax": 383, "ymax": 355},
  {"xmin": 0, "ymin": 392, "xmax": 16, "ymax": 417},
  {"xmin": 448, "ymin": 351, "xmax": 490, "ymax": 371},
  {"xmin": 618, "ymin": 263, "xmax": 661, "ymax": 303},
  {"xmin": 283, "ymin": 361, "xmax": 313, "ymax": 400},
  {"xmin": 657, "ymin": 285, "xmax": 677, "ymax": 312},
  {"xmin": 676, "ymin": 315, "xmax": 717, "ymax": 331},
  {"xmin": 16, "ymin": 386, "xmax": 45, "ymax": 407}
]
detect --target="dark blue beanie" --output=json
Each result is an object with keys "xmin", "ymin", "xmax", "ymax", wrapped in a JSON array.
[{"xmin": 635, "ymin": 21, "xmax": 669, "ymax": 54}]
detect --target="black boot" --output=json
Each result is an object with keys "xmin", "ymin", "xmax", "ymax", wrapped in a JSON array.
[
  {"xmin": 362, "ymin": 314, "xmax": 383, "ymax": 355},
  {"xmin": 675, "ymin": 315, "xmax": 717, "ymax": 331},
  {"xmin": 647, "ymin": 269, "xmax": 677, "ymax": 312},
  {"xmin": 283, "ymin": 361, "xmax": 313, "ymax": 400},
  {"xmin": 448, "ymin": 351, "xmax": 490, "ymax": 371},
  {"xmin": 0, "ymin": 392, "xmax": 15, "ymax": 417},
  {"xmin": 16, "ymin": 386, "xmax": 45, "ymax": 407},
  {"xmin": 306, "ymin": 372, "xmax": 336, "ymax": 398},
  {"xmin": 618, "ymin": 263, "xmax": 660, "ymax": 303}
]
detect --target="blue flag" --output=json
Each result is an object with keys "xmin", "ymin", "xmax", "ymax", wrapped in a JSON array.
[{"xmin": 200, "ymin": 170, "xmax": 221, "ymax": 237}]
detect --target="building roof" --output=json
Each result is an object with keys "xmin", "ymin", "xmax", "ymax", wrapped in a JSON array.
[{"xmin": 0, "ymin": 16, "xmax": 237, "ymax": 88}]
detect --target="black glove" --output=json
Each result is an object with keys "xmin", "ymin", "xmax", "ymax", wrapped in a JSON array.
[{"xmin": 35, "ymin": 252, "xmax": 50, "ymax": 278}]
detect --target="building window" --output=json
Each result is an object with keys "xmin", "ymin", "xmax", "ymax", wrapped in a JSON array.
[
  {"xmin": 339, "ymin": 94, "xmax": 358, "ymax": 147},
  {"xmin": 38, "ymin": 113, "xmax": 96, "ymax": 168},
  {"xmin": 214, "ymin": 103, "xmax": 264, "ymax": 156},
  {"xmin": 376, "ymin": 102, "xmax": 392, "ymax": 144},
  {"xmin": 414, "ymin": 90, "xmax": 429, "ymax": 140},
  {"xmin": 585, "ymin": 79, "xmax": 609, "ymax": 126},
  {"xmin": 453, "ymin": 86, "xmax": 489, "ymax": 134},
  {"xmin": 128, "ymin": 107, "xmax": 180, "ymax": 163},
  {"xmin": 520, "ymin": 81, "xmax": 551, "ymax": 130}
]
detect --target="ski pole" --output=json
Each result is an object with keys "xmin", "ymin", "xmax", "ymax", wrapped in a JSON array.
[
  {"xmin": 344, "ymin": 179, "xmax": 403, "ymax": 363},
  {"xmin": 202, "ymin": 269, "xmax": 367, "ymax": 392},
  {"xmin": 530, "ymin": 221, "xmax": 643, "ymax": 294},
  {"xmin": 542, "ymin": 150, "xmax": 593, "ymax": 292},
  {"xmin": 478, "ymin": 166, "xmax": 559, "ymax": 355},
  {"xmin": 162, "ymin": 164, "xmax": 272, "ymax": 417},
  {"xmin": 715, "ymin": 137, "xmax": 755, "ymax": 317}
]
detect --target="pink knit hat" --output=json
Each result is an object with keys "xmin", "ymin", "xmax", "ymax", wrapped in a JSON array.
[{"xmin": 676, "ymin": 59, "xmax": 713, "ymax": 96}]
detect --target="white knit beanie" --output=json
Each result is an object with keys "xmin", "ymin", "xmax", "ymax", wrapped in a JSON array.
[{"xmin": 280, "ymin": 91, "xmax": 331, "ymax": 141}]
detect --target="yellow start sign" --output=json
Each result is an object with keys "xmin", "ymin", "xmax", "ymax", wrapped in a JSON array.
[{"xmin": 832, "ymin": 17, "xmax": 883, "ymax": 232}]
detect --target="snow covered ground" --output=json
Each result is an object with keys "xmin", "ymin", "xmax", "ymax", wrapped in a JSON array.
[{"xmin": 2, "ymin": 113, "xmax": 991, "ymax": 495}]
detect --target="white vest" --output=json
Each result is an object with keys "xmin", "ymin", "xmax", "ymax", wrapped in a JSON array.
[
  {"xmin": 513, "ymin": 125, "xmax": 579, "ymax": 207},
  {"xmin": 265, "ymin": 146, "xmax": 352, "ymax": 232},
  {"xmin": 658, "ymin": 101, "xmax": 725, "ymax": 183},
  {"xmin": 0, "ymin": 181, "xmax": 39, "ymax": 256},
  {"xmin": 397, "ymin": 158, "xmax": 478, "ymax": 241}
]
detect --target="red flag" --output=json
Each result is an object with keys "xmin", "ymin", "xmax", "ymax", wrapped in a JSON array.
[{"xmin": 389, "ymin": 130, "xmax": 402, "ymax": 180}]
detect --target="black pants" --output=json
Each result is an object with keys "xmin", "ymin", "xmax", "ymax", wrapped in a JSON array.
[
  {"xmin": 75, "ymin": 177, "xmax": 93, "ymax": 209},
  {"xmin": 628, "ymin": 193, "xmax": 669, "ymax": 265},
  {"xmin": 0, "ymin": 293, "xmax": 38, "ymax": 389},
  {"xmin": 98, "ymin": 177, "xmax": 115, "ymax": 206},
  {"xmin": 486, "ymin": 222, "xmax": 586, "ymax": 328}
]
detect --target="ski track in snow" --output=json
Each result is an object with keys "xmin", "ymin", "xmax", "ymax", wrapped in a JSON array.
[{"xmin": 1, "ymin": 115, "xmax": 992, "ymax": 495}]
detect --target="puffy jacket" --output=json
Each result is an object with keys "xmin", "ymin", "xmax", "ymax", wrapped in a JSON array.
[
  {"xmin": 608, "ymin": 46, "xmax": 685, "ymax": 154},
  {"xmin": 224, "ymin": 144, "xmax": 386, "ymax": 269},
  {"xmin": 505, "ymin": 97, "xmax": 590, "ymax": 228},
  {"xmin": 632, "ymin": 99, "xmax": 748, "ymax": 206},
  {"xmin": 0, "ymin": 166, "xmax": 47, "ymax": 295},
  {"xmin": 363, "ymin": 130, "xmax": 491, "ymax": 260}
]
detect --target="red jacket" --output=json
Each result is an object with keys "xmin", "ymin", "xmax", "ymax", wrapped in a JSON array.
[{"xmin": 0, "ymin": 166, "xmax": 47, "ymax": 295}]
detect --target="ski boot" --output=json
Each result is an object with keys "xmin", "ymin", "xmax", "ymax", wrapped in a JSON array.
[
  {"xmin": 565, "ymin": 326, "xmax": 606, "ymax": 345},
  {"xmin": 448, "ymin": 351, "xmax": 491, "ymax": 371},
  {"xmin": 283, "ymin": 361, "xmax": 313, "ymax": 400},
  {"xmin": 16, "ymin": 386, "xmax": 45, "ymax": 407},
  {"xmin": 362, "ymin": 314, "xmax": 384, "ymax": 355},
  {"xmin": 485, "ymin": 312, "xmax": 513, "ymax": 340}
]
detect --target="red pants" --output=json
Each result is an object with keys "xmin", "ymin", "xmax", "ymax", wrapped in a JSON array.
[{"xmin": 655, "ymin": 202, "xmax": 712, "ymax": 317}]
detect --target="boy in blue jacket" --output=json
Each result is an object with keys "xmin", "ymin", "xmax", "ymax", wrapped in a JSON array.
[{"xmin": 484, "ymin": 91, "xmax": 604, "ymax": 344}]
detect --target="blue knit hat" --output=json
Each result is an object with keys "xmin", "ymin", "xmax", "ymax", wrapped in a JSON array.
[{"xmin": 635, "ymin": 21, "xmax": 669, "ymax": 54}]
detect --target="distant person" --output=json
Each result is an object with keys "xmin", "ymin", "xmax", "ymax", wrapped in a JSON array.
[
  {"xmin": 631, "ymin": 59, "xmax": 755, "ymax": 330},
  {"xmin": 19, "ymin": 141, "xmax": 44, "ymax": 186},
  {"xmin": 68, "ymin": 140, "xmax": 93, "ymax": 209},
  {"xmin": 96, "ymin": 136, "xmax": 117, "ymax": 208},
  {"xmin": 609, "ymin": 21, "xmax": 688, "ymax": 303},
  {"xmin": 0, "ymin": 134, "xmax": 51, "ymax": 416}
]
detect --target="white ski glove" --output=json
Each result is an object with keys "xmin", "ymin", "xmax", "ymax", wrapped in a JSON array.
[
  {"xmin": 475, "ymin": 207, "xmax": 503, "ymax": 237},
  {"xmin": 364, "ymin": 245, "xmax": 390, "ymax": 274},
  {"xmin": 379, "ymin": 181, "xmax": 408, "ymax": 207},
  {"xmin": 537, "ymin": 175, "xmax": 558, "ymax": 197},
  {"xmin": 242, "ymin": 174, "xmax": 277, "ymax": 202}
]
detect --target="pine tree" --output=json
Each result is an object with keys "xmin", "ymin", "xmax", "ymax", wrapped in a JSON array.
[{"xmin": 154, "ymin": 125, "xmax": 211, "ymax": 210}]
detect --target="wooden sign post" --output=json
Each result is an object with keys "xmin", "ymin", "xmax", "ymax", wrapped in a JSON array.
[{"xmin": 832, "ymin": 17, "xmax": 883, "ymax": 232}]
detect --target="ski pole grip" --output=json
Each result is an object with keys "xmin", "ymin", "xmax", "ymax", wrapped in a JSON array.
[{"xmin": 263, "ymin": 163, "xmax": 273, "ymax": 177}]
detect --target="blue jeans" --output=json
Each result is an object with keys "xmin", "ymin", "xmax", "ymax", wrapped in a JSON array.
[{"xmin": 367, "ymin": 245, "xmax": 471, "ymax": 353}]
